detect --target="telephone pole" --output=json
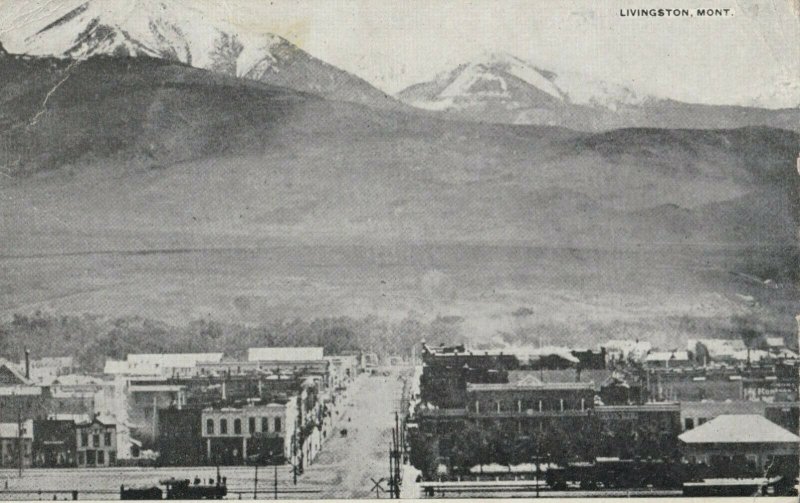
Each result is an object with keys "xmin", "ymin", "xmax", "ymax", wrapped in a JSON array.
[{"xmin": 17, "ymin": 397, "xmax": 23, "ymax": 477}]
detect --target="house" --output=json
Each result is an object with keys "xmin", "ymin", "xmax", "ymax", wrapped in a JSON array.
[
  {"xmin": 247, "ymin": 347, "xmax": 324, "ymax": 362},
  {"xmin": 75, "ymin": 416, "xmax": 117, "ymax": 467},
  {"xmin": 0, "ymin": 359, "xmax": 48, "ymax": 422},
  {"xmin": 0, "ymin": 420, "xmax": 33, "ymax": 468},
  {"xmin": 679, "ymin": 414, "xmax": 799, "ymax": 480},
  {"xmin": 32, "ymin": 419, "xmax": 77, "ymax": 467}
]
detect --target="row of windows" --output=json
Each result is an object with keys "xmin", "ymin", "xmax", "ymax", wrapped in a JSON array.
[
  {"xmin": 77, "ymin": 449, "xmax": 116, "ymax": 465},
  {"xmin": 206, "ymin": 417, "xmax": 281, "ymax": 435},
  {"xmin": 79, "ymin": 432, "xmax": 113, "ymax": 448},
  {"xmin": 476, "ymin": 398, "xmax": 587, "ymax": 413}
]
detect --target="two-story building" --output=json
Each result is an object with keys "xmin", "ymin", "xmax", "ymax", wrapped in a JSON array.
[
  {"xmin": 75, "ymin": 416, "xmax": 117, "ymax": 467},
  {"xmin": 201, "ymin": 400, "xmax": 298, "ymax": 465}
]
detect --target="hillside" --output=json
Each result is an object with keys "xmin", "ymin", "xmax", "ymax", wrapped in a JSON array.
[
  {"xmin": 398, "ymin": 53, "xmax": 800, "ymax": 132},
  {"xmin": 1, "ymin": 54, "xmax": 798, "ymax": 255},
  {"xmin": 1, "ymin": 0, "xmax": 400, "ymax": 109}
]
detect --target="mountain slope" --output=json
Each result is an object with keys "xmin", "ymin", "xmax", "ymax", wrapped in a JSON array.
[
  {"xmin": 398, "ymin": 53, "xmax": 800, "ymax": 132},
  {"xmin": 2, "ymin": 0, "xmax": 399, "ymax": 109},
  {"xmin": 0, "ymin": 54, "xmax": 797, "ymax": 254}
]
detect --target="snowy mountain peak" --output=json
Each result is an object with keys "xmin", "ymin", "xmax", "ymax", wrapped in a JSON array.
[
  {"xmin": 398, "ymin": 52, "xmax": 647, "ymax": 113},
  {"xmin": 2, "ymin": 0, "xmax": 399, "ymax": 108},
  {"xmin": 20, "ymin": 0, "xmax": 282, "ymax": 77}
]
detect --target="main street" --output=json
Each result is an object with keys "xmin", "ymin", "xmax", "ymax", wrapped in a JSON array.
[{"xmin": 0, "ymin": 368, "xmax": 407, "ymax": 500}]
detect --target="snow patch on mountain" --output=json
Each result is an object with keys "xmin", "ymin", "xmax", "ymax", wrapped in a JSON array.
[
  {"xmin": 399, "ymin": 52, "xmax": 649, "ymax": 113},
  {"xmin": 14, "ymin": 0, "xmax": 283, "ymax": 78}
]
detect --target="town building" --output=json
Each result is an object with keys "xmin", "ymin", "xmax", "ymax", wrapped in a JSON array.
[
  {"xmin": 602, "ymin": 339, "xmax": 651, "ymax": 365},
  {"xmin": 678, "ymin": 414, "xmax": 799, "ymax": 480},
  {"xmin": 594, "ymin": 403, "xmax": 681, "ymax": 459},
  {"xmin": 201, "ymin": 400, "xmax": 298, "ymax": 465},
  {"xmin": 0, "ymin": 359, "xmax": 49, "ymax": 423},
  {"xmin": 105, "ymin": 353, "xmax": 224, "ymax": 380},
  {"xmin": 680, "ymin": 400, "xmax": 800, "ymax": 433},
  {"xmin": 157, "ymin": 408, "xmax": 205, "ymax": 466},
  {"xmin": 247, "ymin": 347, "xmax": 324, "ymax": 362},
  {"xmin": 19, "ymin": 356, "xmax": 74, "ymax": 385},
  {"xmin": 32, "ymin": 418, "xmax": 77, "ymax": 467},
  {"xmin": 75, "ymin": 416, "xmax": 117, "ymax": 467},
  {"xmin": 0, "ymin": 420, "xmax": 33, "ymax": 468},
  {"xmin": 644, "ymin": 350, "xmax": 691, "ymax": 369}
]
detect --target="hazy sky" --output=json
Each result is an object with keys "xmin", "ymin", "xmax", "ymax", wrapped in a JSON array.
[
  {"xmin": 1, "ymin": 0, "xmax": 798, "ymax": 105},
  {"xmin": 204, "ymin": 0, "xmax": 800, "ymax": 105}
]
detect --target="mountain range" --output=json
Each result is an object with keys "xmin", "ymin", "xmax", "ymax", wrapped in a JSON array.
[
  {"xmin": 1, "ymin": 0, "xmax": 798, "ymax": 131},
  {"xmin": 397, "ymin": 53, "xmax": 800, "ymax": 131},
  {"xmin": 0, "ymin": 0, "xmax": 798, "ymax": 256},
  {"xmin": 2, "ymin": 0, "xmax": 400, "ymax": 109}
]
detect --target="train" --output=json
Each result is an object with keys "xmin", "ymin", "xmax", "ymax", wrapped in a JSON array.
[
  {"xmin": 121, "ymin": 473, "xmax": 228, "ymax": 500},
  {"xmin": 545, "ymin": 458, "xmax": 685, "ymax": 490}
]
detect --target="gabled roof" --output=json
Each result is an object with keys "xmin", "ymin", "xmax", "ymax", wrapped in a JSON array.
[
  {"xmin": 0, "ymin": 358, "xmax": 32, "ymax": 385},
  {"xmin": 679, "ymin": 414, "xmax": 800, "ymax": 444}
]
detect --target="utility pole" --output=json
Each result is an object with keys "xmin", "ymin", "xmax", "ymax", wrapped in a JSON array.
[
  {"xmin": 17, "ymin": 395, "xmax": 23, "ymax": 478},
  {"xmin": 253, "ymin": 464, "xmax": 258, "ymax": 499},
  {"xmin": 273, "ymin": 462, "xmax": 278, "ymax": 500},
  {"xmin": 388, "ymin": 446, "xmax": 394, "ymax": 499}
]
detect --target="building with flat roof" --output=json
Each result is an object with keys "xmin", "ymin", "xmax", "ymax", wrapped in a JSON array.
[
  {"xmin": 248, "ymin": 347, "xmax": 324, "ymax": 362},
  {"xmin": 202, "ymin": 401, "xmax": 298, "ymax": 465},
  {"xmin": 105, "ymin": 353, "xmax": 224, "ymax": 379}
]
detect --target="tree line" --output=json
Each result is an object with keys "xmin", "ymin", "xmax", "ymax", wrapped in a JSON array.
[{"xmin": 0, "ymin": 311, "xmax": 467, "ymax": 371}]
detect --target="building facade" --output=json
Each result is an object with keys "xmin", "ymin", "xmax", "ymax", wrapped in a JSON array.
[
  {"xmin": 0, "ymin": 420, "xmax": 33, "ymax": 468},
  {"xmin": 75, "ymin": 417, "xmax": 117, "ymax": 467},
  {"xmin": 201, "ymin": 401, "xmax": 298, "ymax": 465}
]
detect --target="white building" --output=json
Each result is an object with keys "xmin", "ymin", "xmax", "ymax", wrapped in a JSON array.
[{"xmin": 247, "ymin": 347, "xmax": 324, "ymax": 362}]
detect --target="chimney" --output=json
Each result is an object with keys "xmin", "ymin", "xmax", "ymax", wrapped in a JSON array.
[{"xmin": 24, "ymin": 349, "xmax": 30, "ymax": 379}]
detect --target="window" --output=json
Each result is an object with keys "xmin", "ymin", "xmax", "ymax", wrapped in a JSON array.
[
  {"xmin": 249, "ymin": 417, "xmax": 256, "ymax": 434},
  {"xmin": 104, "ymin": 432, "xmax": 112, "ymax": 446},
  {"xmin": 261, "ymin": 417, "xmax": 269, "ymax": 432},
  {"xmin": 207, "ymin": 419, "xmax": 215, "ymax": 435},
  {"xmin": 80, "ymin": 432, "xmax": 88, "ymax": 447},
  {"xmin": 274, "ymin": 418, "xmax": 281, "ymax": 432},
  {"xmin": 698, "ymin": 417, "xmax": 707, "ymax": 425},
  {"xmin": 77, "ymin": 452, "xmax": 85, "ymax": 465},
  {"xmin": 684, "ymin": 418, "xmax": 694, "ymax": 430},
  {"xmin": 97, "ymin": 450, "xmax": 105, "ymax": 465},
  {"xmin": 220, "ymin": 419, "xmax": 228, "ymax": 434},
  {"xmin": 233, "ymin": 419, "xmax": 242, "ymax": 434},
  {"xmin": 93, "ymin": 434, "xmax": 100, "ymax": 447},
  {"xmin": 109, "ymin": 451, "xmax": 116, "ymax": 465}
]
